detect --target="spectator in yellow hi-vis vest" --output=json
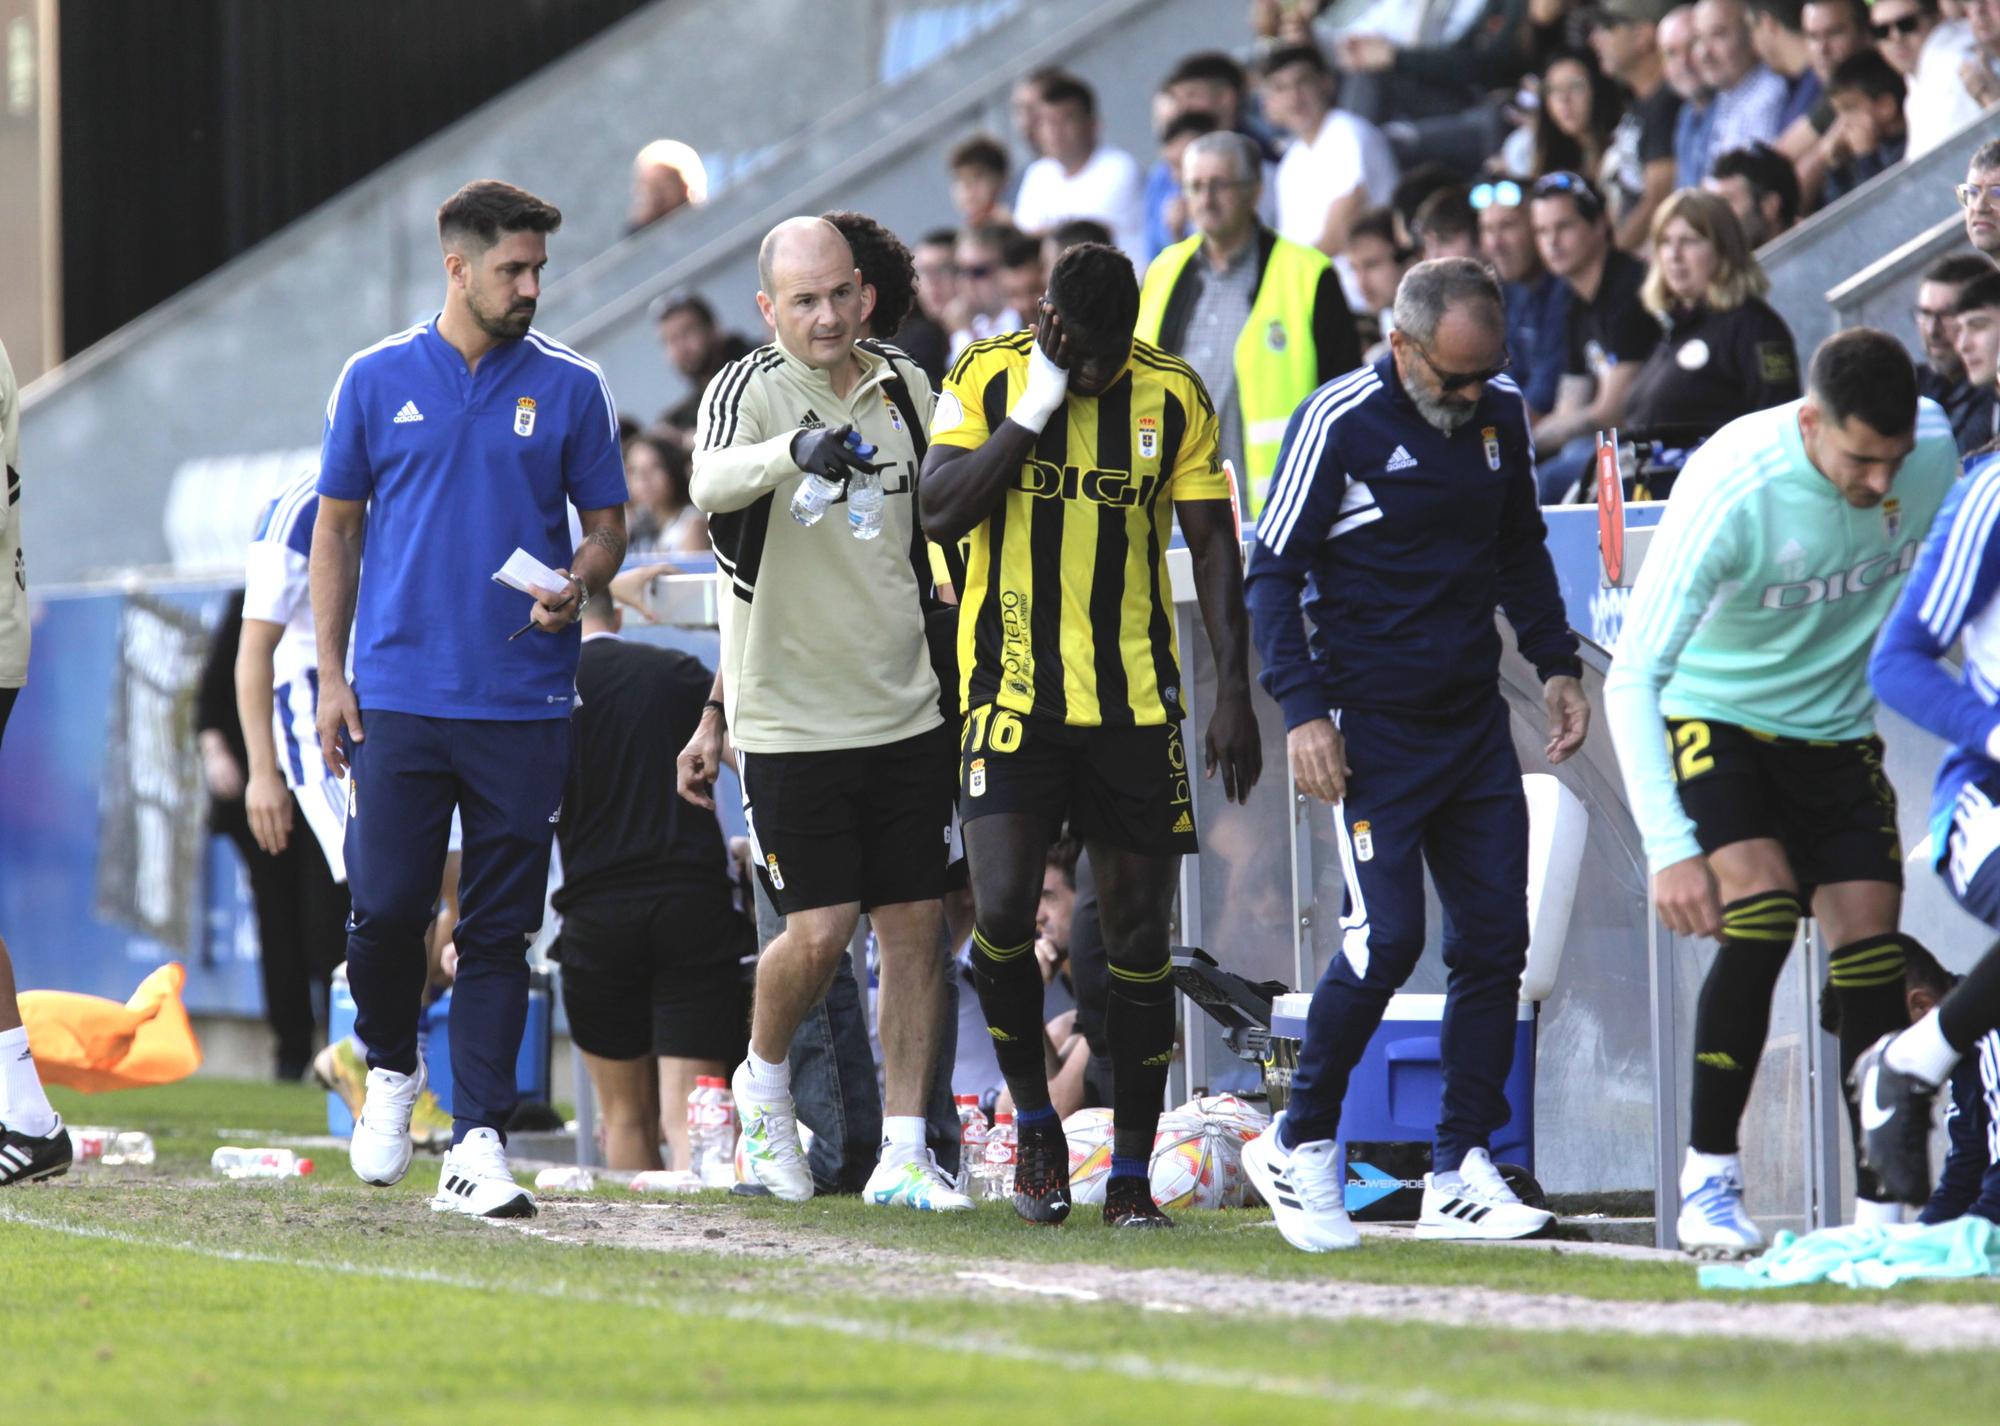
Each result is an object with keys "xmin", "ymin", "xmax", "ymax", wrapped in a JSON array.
[{"xmin": 1136, "ymin": 131, "xmax": 1361, "ymax": 521}]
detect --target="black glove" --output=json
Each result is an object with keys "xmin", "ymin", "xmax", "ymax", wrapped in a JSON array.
[{"xmin": 790, "ymin": 423, "xmax": 881, "ymax": 482}]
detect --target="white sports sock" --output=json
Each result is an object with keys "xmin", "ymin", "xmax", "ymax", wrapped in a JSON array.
[
  {"xmin": 1852, "ymin": 1197, "xmax": 1905, "ymax": 1228},
  {"xmin": 1884, "ymin": 1009, "xmax": 1957, "ymax": 1086},
  {"xmin": 1680, "ymin": 1147, "xmax": 1740, "ymax": 1196},
  {"xmin": 880, "ymin": 1115, "xmax": 926, "ymax": 1162},
  {"xmin": 745, "ymin": 1049, "xmax": 790, "ymax": 1094},
  {"xmin": 0, "ymin": 1026, "xmax": 59, "ymax": 1138}
]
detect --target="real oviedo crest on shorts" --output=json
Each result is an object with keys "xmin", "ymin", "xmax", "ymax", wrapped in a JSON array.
[
  {"xmin": 1138, "ymin": 416, "xmax": 1159, "ymax": 461},
  {"xmin": 514, "ymin": 397, "xmax": 537, "ymax": 437}
]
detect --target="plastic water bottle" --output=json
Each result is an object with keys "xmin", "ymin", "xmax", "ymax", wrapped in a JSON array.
[
  {"xmin": 789, "ymin": 470, "xmax": 844, "ymax": 527},
  {"xmin": 790, "ymin": 428, "xmax": 871, "ymax": 528},
  {"xmin": 955, "ymin": 1095, "xmax": 987, "ymax": 1196},
  {"xmin": 68, "ymin": 1128, "xmax": 155, "ymax": 1167},
  {"xmin": 982, "ymin": 1113, "xmax": 1017, "ymax": 1201},
  {"xmin": 211, "ymin": 1146, "xmax": 314, "ymax": 1179},
  {"xmin": 533, "ymin": 1166, "xmax": 595, "ymax": 1192},
  {"xmin": 846, "ymin": 467, "xmax": 883, "ymax": 540},
  {"xmin": 688, "ymin": 1075, "xmax": 737, "ymax": 1186}
]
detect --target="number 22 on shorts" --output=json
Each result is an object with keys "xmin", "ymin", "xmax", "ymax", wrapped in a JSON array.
[{"xmin": 1667, "ymin": 720, "xmax": 1714, "ymax": 782}]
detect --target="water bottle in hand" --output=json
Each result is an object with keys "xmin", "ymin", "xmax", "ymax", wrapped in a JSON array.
[
  {"xmin": 790, "ymin": 427, "xmax": 875, "ymax": 528},
  {"xmin": 847, "ymin": 467, "xmax": 883, "ymax": 540},
  {"xmin": 211, "ymin": 1146, "xmax": 314, "ymax": 1179},
  {"xmin": 790, "ymin": 471, "xmax": 844, "ymax": 527}
]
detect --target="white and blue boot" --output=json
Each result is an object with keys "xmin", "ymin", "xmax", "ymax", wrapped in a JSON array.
[
  {"xmin": 731, "ymin": 1060, "xmax": 815, "ymax": 1202},
  {"xmin": 1676, "ymin": 1150, "xmax": 1764, "ymax": 1258},
  {"xmin": 863, "ymin": 1149, "xmax": 975, "ymax": 1212}
]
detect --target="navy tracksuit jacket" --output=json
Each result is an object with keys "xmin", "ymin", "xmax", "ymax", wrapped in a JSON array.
[{"xmin": 1244, "ymin": 353, "xmax": 1580, "ymax": 1169}]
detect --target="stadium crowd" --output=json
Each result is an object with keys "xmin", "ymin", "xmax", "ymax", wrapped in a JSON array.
[{"xmin": 6, "ymin": 0, "xmax": 2000, "ymax": 1259}]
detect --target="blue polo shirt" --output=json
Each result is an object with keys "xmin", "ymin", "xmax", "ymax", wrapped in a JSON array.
[{"xmin": 317, "ymin": 318, "xmax": 628, "ymax": 720}]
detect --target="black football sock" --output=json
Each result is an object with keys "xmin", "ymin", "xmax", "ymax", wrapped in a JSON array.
[
  {"xmin": 1106, "ymin": 953, "xmax": 1176, "ymax": 1171},
  {"xmin": 1688, "ymin": 892, "xmax": 1802, "ymax": 1154},
  {"xmin": 969, "ymin": 927, "xmax": 1052, "ymax": 1114}
]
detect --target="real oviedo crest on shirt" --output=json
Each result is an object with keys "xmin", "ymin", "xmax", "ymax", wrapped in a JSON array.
[
  {"xmin": 1882, "ymin": 497, "xmax": 1901, "ymax": 540},
  {"xmin": 514, "ymin": 397, "xmax": 537, "ymax": 437},
  {"xmin": 1138, "ymin": 416, "xmax": 1159, "ymax": 461},
  {"xmin": 1481, "ymin": 426, "xmax": 1501, "ymax": 472}
]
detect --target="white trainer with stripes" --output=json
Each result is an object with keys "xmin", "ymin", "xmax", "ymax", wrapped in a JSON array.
[
  {"xmin": 1416, "ymin": 1147, "xmax": 1553, "ymax": 1240},
  {"xmin": 1241, "ymin": 1114, "xmax": 1360, "ymax": 1252},
  {"xmin": 429, "ymin": 1127, "xmax": 536, "ymax": 1219}
]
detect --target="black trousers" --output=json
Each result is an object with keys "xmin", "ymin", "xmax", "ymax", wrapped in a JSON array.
[{"xmin": 214, "ymin": 792, "xmax": 349, "ymax": 1077}]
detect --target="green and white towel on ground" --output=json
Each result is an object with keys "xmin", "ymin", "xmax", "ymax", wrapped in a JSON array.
[{"xmin": 1699, "ymin": 1216, "xmax": 2000, "ymax": 1290}]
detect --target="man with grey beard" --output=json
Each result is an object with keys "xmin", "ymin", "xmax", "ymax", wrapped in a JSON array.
[{"xmin": 1241, "ymin": 257, "xmax": 1589, "ymax": 1252}]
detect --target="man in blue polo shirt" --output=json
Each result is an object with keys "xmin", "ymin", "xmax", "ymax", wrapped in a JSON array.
[
  {"xmin": 1240, "ymin": 258, "xmax": 1590, "ymax": 1252},
  {"xmin": 311, "ymin": 180, "xmax": 628, "ymax": 1220}
]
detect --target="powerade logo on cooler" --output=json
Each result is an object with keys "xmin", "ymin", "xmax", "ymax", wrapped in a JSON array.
[{"xmin": 1759, "ymin": 541, "xmax": 1920, "ymax": 609}]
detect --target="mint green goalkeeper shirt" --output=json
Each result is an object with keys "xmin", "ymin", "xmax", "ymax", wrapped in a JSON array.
[{"xmin": 1603, "ymin": 397, "xmax": 1958, "ymax": 871}]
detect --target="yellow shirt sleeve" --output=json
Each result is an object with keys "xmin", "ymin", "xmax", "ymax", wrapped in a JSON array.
[
  {"xmin": 928, "ymin": 346, "xmax": 1001, "ymax": 452},
  {"xmin": 1168, "ymin": 376, "xmax": 1230, "ymax": 502}
]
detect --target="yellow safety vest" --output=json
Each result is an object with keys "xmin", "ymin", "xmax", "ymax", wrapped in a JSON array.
[{"xmin": 1136, "ymin": 232, "xmax": 1328, "ymax": 518}]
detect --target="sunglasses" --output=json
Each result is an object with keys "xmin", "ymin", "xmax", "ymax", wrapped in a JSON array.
[
  {"xmin": 1471, "ymin": 180, "xmax": 1524, "ymax": 210},
  {"xmin": 1870, "ymin": 14, "xmax": 1924, "ymax": 39},
  {"xmin": 1530, "ymin": 170, "xmax": 1605, "ymax": 221},
  {"xmin": 1958, "ymin": 184, "xmax": 2000, "ymax": 210},
  {"xmin": 1409, "ymin": 339, "xmax": 1511, "ymax": 393}
]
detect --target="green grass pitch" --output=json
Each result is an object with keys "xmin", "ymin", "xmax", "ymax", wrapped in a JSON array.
[{"xmin": 4, "ymin": 1079, "xmax": 1999, "ymax": 1426}]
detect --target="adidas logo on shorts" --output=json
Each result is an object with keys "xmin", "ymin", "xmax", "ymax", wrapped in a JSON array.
[{"xmin": 1171, "ymin": 810, "xmax": 1194, "ymax": 834}]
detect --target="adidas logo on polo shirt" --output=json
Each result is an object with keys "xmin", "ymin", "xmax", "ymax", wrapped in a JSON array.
[
  {"xmin": 393, "ymin": 401, "xmax": 424, "ymax": 424},
  {"xmin": 1385, "ymin": 445, "xmax": 1416, "ymax": 471}
]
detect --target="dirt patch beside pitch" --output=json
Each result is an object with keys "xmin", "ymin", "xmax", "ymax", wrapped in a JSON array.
[{"xmin": 516, "ymin": 1196, "xmax": 2000, "ymax": 1354}]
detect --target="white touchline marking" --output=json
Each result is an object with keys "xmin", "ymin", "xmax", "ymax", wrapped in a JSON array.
[
  {"xmin": 956, "ymin": 1269, "xmax": 1103, "ymax": 1301},
  {"xmin": 0, "ymin": 1204, "xmax": 1743, "ymax": 1426}
]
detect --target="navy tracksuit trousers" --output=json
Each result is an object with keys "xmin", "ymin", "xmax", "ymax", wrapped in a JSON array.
[
  {"xmin": 343, "ymin": 710, "xmax": 569, "ymax": 1142},
  {"xmin": 1283, "ymin": 694, "xmax": 1530, "ymax": 1172}
]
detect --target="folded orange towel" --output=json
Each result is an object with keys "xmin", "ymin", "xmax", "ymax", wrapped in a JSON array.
[{"xmin": 20, "ymin": 962, "xmax": 203, "ymax": 1091}]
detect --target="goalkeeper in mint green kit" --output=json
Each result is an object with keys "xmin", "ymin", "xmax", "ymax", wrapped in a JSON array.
[{"xmin": 1604, "ymin": 329, "xmax": 1959, "ymax": 1257}]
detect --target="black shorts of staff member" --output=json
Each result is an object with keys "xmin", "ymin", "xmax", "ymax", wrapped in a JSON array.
[
  {"xmin": 556, "ymin": 890, "xmax": 755, "ymax": 1064},
  {"xmin": 738, "ymin": 724, "xmax": 957, "ymax": 916}
]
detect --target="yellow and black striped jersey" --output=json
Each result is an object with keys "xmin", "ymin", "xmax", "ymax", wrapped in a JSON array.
[{"xmin": 929, "ymin": 332, "xmax": 1228, "ymax": 727}]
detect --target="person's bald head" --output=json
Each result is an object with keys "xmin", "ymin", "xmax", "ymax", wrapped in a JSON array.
[
  {"xmin": 758, "ymin": 217, "xmax": 853, "ymax": 293},
  {"xmin": 755, "ymin": 217, "xmax": 873, "ymax": 370}
]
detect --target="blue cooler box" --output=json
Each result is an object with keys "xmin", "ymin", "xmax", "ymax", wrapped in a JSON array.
[
  {"xmin": 327, "ymin": 975, "xmax": 553, "ymax": 1134},
  {"xmin": 1269, "ymin": 991, "xmax": 1535, "ymax": 1213}
]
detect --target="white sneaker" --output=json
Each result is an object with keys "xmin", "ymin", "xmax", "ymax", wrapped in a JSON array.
[
  {"xmin": 350, "ymin": 1058, "xmax": 426, "ymax": 1186},
  {"xmin": 1417, "ymin": 1147, "xmax": 1553, "ymax": 1240},
  {"xmin": 1241, "ymin": 1114, "xmax": 1360, "ymax": 1252},
  {"xmin": 430, "ymin": 1127, "xmax": 536, "ymax": 1219},
  {"xmin": 1677, "ymin": 1157, "xmax": 1764, "ymax": 1258},
  {"xmin": 863, "ymin": 1150, "xmax": 975, "ymax": 1212},
  {"xmin": 731, "ymin": 1061, "xmax": 814, "ymax": 1202}
]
